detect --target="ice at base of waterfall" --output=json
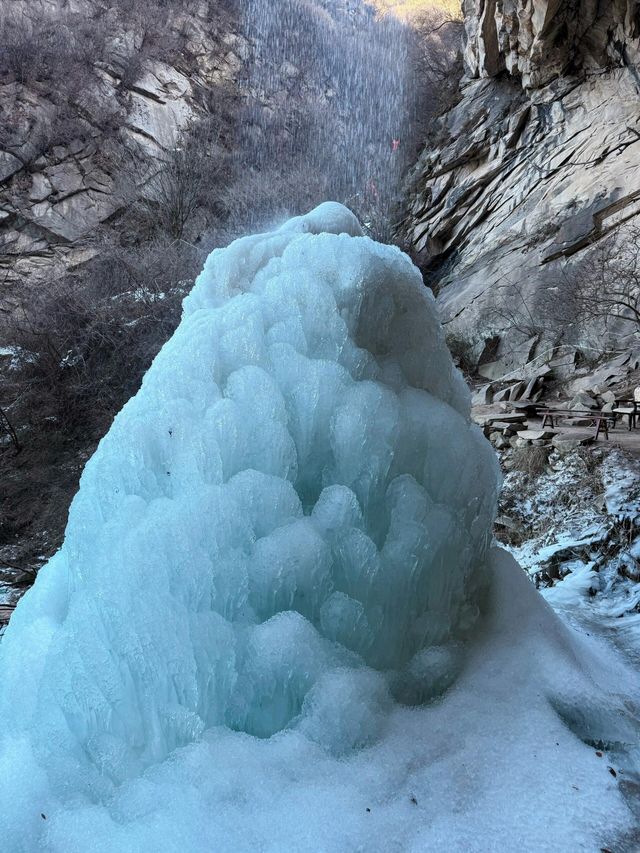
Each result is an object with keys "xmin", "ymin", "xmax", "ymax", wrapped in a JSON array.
[
  {"xmin": 5, "ymin": 550, "xmax": 639, "ymax": 853},
  {"xmin": 0, "ymin": 204, "xmax": 638, "ymax": 852}
]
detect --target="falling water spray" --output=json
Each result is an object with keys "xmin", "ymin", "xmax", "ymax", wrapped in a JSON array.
[{"xmin": 240, "ymin": 0, "xmax": 417, "ymax": 234}]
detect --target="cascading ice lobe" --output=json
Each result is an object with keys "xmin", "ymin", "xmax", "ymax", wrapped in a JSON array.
[{"xmin": 0, "ymin": 203, "xmax": 500, "ymax": 847}]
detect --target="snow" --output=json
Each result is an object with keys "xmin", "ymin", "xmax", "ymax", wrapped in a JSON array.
[
  {"xmin": 505, "ymin": 449, "xmax": 640, "ymax": 624},
  {"xmin": 0, "ymin": 344, "xmax": 33, "ymax": 370},
  {"xmin": 542, "ymin": 560, "xmax": 600, "ymax": 606},
  {"xmin": 0, "ymin": 204, "xmax": 638, "ymax": 851},
  {"xmin": 603, "ymin": 453, "xmax": 640, "ymax": 520},
  {"xmin": 4, "ymin": 551, "xmax": 639, "ymax": 853}
]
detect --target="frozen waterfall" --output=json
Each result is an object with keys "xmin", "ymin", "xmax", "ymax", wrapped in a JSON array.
[
  {"xmin": 0, "ymin": 203, "xmax": 499, "ymax": 844},
  {"xmin": 1, "ymin": 205, "xmax": 636, "ymax": 853}
]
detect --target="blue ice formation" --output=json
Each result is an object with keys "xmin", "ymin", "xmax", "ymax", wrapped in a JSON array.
[{"xmin": 0, "ymin": 203, "xmax": 499, "ymax": 847}]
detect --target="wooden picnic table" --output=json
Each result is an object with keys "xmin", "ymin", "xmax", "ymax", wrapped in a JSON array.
[{"xmin": 540, "ymin": 408, "xmax": 610, "ymax": 440}]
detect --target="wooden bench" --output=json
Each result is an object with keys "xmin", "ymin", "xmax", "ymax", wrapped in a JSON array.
[
  {"xmin": 612, "ymin": 399, "xmax": 639, "ymax": 430},
  {"xmin": 540, "ymin": 408, "xmax": 610, "ymax": 440}
]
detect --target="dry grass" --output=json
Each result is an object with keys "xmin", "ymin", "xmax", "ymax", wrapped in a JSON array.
[{"xmin": 509, "ymin": 446, "xmax": 551, "ymax": 478}]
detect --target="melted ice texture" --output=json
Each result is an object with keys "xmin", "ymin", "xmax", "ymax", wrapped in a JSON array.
[{"xmin": 0, "ymin": 204, "xmax": 506, "ymax": 847}]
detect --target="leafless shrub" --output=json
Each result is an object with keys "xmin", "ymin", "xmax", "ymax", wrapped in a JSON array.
[
  {"xmin": 563, "ymin": 225, "xmax": 640, "ymax": 341},
  {"xmin": 0, "ymin": 18, "xmax": 67, "ymax": 85},
  {"xmin": 0, "ymin": 13, "xmax": 109, "ymax": 88},
  {"xmin": 483, "ymin": 224, "xmax": 640, "ymax": 357},
  {"xmin": 3, "ymin": 240, "xmax": 200, "ymax": 438},
  {"xmin": 482, "ymin": 271, "xmax": 582, "ymax": 345},
  {"xmin": 217, "ymin": 163, "xmax": 326, "ymax": 238},
  {"xmin": 509, "ymin": 445, "xmax": 550, "ymax": 478},
  {"xmin": 138, "ymin": 123, "xmax": 230, "ymax": 240},
  {"xmin": 571, "ymin": 448, "xmax": 604, "ymax": 493}
]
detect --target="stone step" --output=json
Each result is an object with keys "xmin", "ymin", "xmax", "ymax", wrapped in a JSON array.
[
  {"xmin": 551, "ymin": 433, "xmax": 594, "ymax": 452},
  {"xmin": 517, "ymin": 429, "xmax": 556, "ymax": 441}
]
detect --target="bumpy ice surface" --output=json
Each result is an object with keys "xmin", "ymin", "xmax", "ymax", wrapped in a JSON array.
[{"xmin": 0, "ymin": 204, "xmax": 637, "ymax": 852}]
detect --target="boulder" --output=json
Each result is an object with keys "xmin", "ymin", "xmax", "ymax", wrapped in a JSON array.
[
  {"xmin": 517, "ymin": 429, "xmax": 556, "ymax": 442},
  {"xmin": 569, "ymin": 393, "xmax": 598, "ymax": 411},
  {"xmin": 552, "ymin": 433, "xmax": 594, "ymax": 453},
  {"xmin": 522, "ymin": 375, "xmax": 541, "ymax": 401},
  {"xmin": 494, "ymin": 387, "xmax": 511, "ymax": 403},
  {"xmin": 489, "ymin": 421, "xmax": 520, "ymax": 434},
  {"xmin": 481, "ymin": 412, "xmax": 527, "ymax": 426},
  {"xmin": 494, "ymin": 515, "xmax": 522, "ymax": 534},
  {"xmin": 478, "ymin": 360, "xmax": 511, "ymax": 381},
  {"xmin": 489, "ymin": 432, "xmax": 510, "ymax": 450},
  {"xmin": 508, "ymin": 381, "xmax": 527, "ymax": 401},
  {"xmin": 472, "ymin": 384, "xmax": 494, "ymax": 406},
  {"xmin": 0, "ymin": 151, "xmax": 22, "ymax": 184}
]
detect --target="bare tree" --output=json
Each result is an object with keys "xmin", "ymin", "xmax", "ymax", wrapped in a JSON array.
[
  {"xmin": 480, "ymin": 225, "xmax": 640, "ymax": 359},
  {"xmin": 123, "ymin": 121, "xmax": 229, "ymax": 242},
  {"xmin": 483, "ymin": 274, "xmax": 578, "ymax": 344},
  {"xmin": 149, "ymin": 147, "xmax": 205, "ymax": 240},
  {"xmin": 412, "ymin": 6, "xmax": 465, "ymax": 120},
  {"xmin": 566, "ymin": 225, "xmax": 640, "ymax": 338}
]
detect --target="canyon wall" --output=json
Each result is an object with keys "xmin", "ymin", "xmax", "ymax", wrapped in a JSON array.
[
  {"xmin": 0, "ymin": 0, "xmax": 243, "ymax": 299},
  {"xmin": 404, "ymin": 0, "xmax": 640, "ymax": 367}
]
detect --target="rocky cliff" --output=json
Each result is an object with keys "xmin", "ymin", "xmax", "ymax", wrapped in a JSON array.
[
  {"xmin": 404, "ymin": 0, "xmax": 640, "ymax": 370},
  {"xmin": 0, "ymin": 0, "xmax": 244, "ymax": 300}
]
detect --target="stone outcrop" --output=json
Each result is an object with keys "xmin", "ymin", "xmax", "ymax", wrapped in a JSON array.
[
  {"xmin": 404, "ymin": 0, "xmax": 640, "ymax": 363},
  {"xmin": 462, "ymin": 0, "xmax": 640, "ymax": 87},
  {"xmin": 0, "ymin": 0, "xmax": 245, "ymax": 297}
]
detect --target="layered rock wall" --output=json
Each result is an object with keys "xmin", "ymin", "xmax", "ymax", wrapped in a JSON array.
[
  {"xmin": 405, "ymin": 0, "xmax": 640, "ymax": 366},
  {"xmin": 0, "ymin": 0, "xmax": 244, "ymax": 296},
  {"xmin": 463, "ymin": 0, "xmax": 640, "ymax": 86}
]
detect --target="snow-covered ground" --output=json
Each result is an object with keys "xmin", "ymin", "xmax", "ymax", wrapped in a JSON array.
[
  {"xmin": 504, "ymin": 448, "xmax": 640, "ymax": 650},
  {"xmin": 0, "ymin": 205, "xmax": 638, "ymax": 851},
  {"xmin": 500, "ymin": 446, "xmax": 640, "ymax": 848}
]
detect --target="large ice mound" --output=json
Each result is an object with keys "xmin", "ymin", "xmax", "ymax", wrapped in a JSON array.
[{"xmin": 0, "ymin": 202, "xmax": 501, "ymax": 845}]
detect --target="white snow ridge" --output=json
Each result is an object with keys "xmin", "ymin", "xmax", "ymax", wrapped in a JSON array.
[{"xmin": 0, "ymin": 204, "xmax": 638, "ymax": 852}]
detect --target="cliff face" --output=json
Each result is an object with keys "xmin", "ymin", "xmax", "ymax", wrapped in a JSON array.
[
  {"xmin": 0, "ymin": 0, "xmax": 243, "ymax": 298},
  {"xmin": 463, "ymin": 0, "xmax": 640, "ymax": 86},
  {"xmin": 404, "ymin": 0, "xmax": 640, "ymax": 366}
]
